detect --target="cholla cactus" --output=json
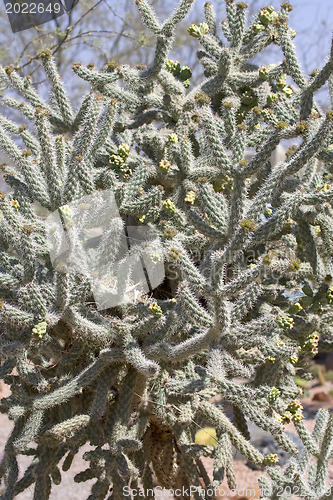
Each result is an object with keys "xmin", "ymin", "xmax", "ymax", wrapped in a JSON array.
[
  {"xmin": 0, "ymin": 0, "xmax": 333, "ymax": 498},
  {"xmin": 259, "ymin": 409, "xmax": 333, "ymax": 499}
]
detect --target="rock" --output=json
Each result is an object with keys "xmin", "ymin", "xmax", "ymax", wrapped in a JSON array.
[
  {"xmin": 312, "ymin": 391, "xmax": 333, "ymax": 402},
  {"xmin": 246, "ymin": 432, "xmax": 303, "ymax": 469}
]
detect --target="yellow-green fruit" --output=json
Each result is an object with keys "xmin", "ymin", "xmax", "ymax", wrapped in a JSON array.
[
  {"xmin": 184, "ymin": 191, "xmax": 196, "ymax": 204},
  {"xmin": 159, "ymin": 159, "xmax": 171, "ymax": 172},
  {"xmin": 267, "ymin": 93, "xmax": 278, "ymax": 106},
  {"xmin": 148, "ymin": 302, "xmax": 163, "ymax": 318},
  {"xmin": 263, "ymin": 453, "xmax": 279, "ymax": 465},
  {"xmin": 327, "ymin": 285, "xmax": 333, "ymax": 303},
  {"xmin": 274, "ymin": 414, "xmax": 284, "ymax": 425},
  {"xmin": 117, "ymin": 143, "xmax": 130, "ymax": 159},
  {"xmin": 287, "ymin": 399, "xmax": 303, "ymax": 413},
  {"xmin": 168, "ymin": 133, "xmax": 179, "ymax": 144},
  {"xmin": 188, "ymin": 22, "xmax": 209, "ymax": 38},
  {"xmin": 268, "ymin": 386, "xmax": 280, "ymax": 402},
  {"xmin": 169, "ymin": 248, "xmax": 180, "ymax": 260},
  {"xmin": 277, "ymin": 75, "xmax": 287, "ymax": 89},
  {"xmin": 109, "ymin": 154, "xmax": 124, "ymax": 166},
  {"xmin": 32, "ymin": 321, "xmax": 47, "ymax": 339},
  {"xmin": 163, "ymin": 199, "xmax": 176, "ymax": 213},
  {"xmin": 253, "ymin": 23, "xmax": 265, "ymax": 33},
  {"xmin": 164, "ymin": 227, "xmax": 177, "ymax": 239},
  {"xmin": 282, "ymin": 411, "xmax": 293, "ymax": 424},
  {"xmin": 276, "ymin": 314, "xmax": 294, "ymax": 330},
  {"xmin": 195, "ymin": 427, "xmax": 218, "ymax": 448},
  {"xmin": 259, "ymin": 7, "xmax": 277, "ymax": 26},
  {"xmin": 288, "ymin": 302, "xmax": 303, "ymax": 314},
  {"xmin": 9, "ymin": 200, "xmax": 19, "ymax": 210},
  {"xmin": 165, "ymin": 59, "xmax": 181, "ymax": 75},
  {"xmin": 240, "ymin": 218, "xmax": 257, "ymax": 232},
  {"xmin": 259, "ymin": 66, "xmax": 269, "ymax": 80},
  {"xmin": 283, "ymin": 86, "xmax": 293, "ymax": 98},
  {"xmin": 292, "ymin": 411, "xmax": 304, "ymax": 423}
]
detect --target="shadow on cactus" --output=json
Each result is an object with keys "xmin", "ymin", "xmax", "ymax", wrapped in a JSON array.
[{"xmin": 0, "ymin": 0, "xmax": 333, "ymax": 498}]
